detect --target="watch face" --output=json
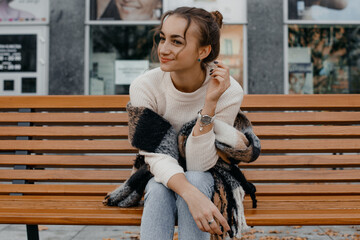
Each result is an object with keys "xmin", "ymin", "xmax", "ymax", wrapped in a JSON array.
[{"xmin": 201, "ymin": 115, "xmax": 212, "ymax": 125}]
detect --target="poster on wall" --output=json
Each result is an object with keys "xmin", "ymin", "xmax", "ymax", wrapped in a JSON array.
[
  {"xmin": 89, "ymin": 0, "xmax": 163, "ymax": 21},
  {"xmin": 0, "ymin": 0, "xmax": 49, "ymax": 24},
  {"xmin": 165, "ymin": 0, "xmax": 247, "ymax": 23},
  {"xmin": 0, "ymin": 34, "xmax": 37, "ymax": 72},
  {"xmin": 287, "ymin": 0, "xmax": 360, "ymax": 21},
  {"xmin": 288, "ymin": 63, "xmax": 313, "ymax": 94},
  {"xmin": 115, "ymin": 60, "xmax": 149, "ymax": 85}
]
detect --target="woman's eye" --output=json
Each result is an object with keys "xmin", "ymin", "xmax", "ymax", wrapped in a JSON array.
[
  {"xmin": 173, "ymin": 40, "xmax": 183, "ymax": 45},
  {"xmin": 159, "ymin": 36, "xmax": 165, "ymax": 42}
]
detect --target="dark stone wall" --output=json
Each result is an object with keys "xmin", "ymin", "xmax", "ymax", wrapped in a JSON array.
[
  {"xmin": 49, "ymin": 0, "xmax": 85, "ymax": 95},
  {"xmin": 247, "ymin": 0, "xmax": 284, "ymax": 94}
]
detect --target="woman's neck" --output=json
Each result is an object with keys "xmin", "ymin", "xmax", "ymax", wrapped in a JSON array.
[{"xmin": 170, "ymin": 66, "xmax": 206, "ymax": 93}]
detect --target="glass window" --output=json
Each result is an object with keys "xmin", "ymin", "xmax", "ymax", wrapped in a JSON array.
[
  {"xmin": 4, "ymin": 79, "xmax": 14, "ymax": 91},
  {"xmin": 220, "ymin": 25, "xmax": 244, "ymax": 87},
  {"xmin": 87, "ymin": 0, "xmax": 248, "ymax": 95},
  {"xmin": 89, "ymin": 25, "xmax": 157, "ymax": 95},
  {"xmin": 288, "ymin": 25, "xmax": 360, "ymax": 94},
  {"xmin": 21, "ymin": 77, "xmax": 36, "ymax": 93}
]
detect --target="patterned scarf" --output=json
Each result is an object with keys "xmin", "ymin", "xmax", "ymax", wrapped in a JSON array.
[{"xmin": 103, "ymin": 102, "xmax": 261, "ymax": 239}]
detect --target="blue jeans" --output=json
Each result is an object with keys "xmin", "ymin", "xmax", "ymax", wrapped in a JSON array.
[{"xmin": 140, "ymin": 171, "xmax": 214, "ymax": 240}]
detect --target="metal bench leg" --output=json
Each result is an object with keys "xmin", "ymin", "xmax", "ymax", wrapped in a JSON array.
[{"xmin": 26, "ymin": 225, "xmax": 39, "ymax": 240}]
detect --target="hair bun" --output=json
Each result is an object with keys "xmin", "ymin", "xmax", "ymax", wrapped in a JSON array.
[{"xmin": 211, "ymin": 11, "xmax": 223, "ymax": 28}]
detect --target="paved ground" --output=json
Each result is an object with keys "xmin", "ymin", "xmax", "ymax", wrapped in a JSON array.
[{"xmin": 0, "ymin": 224, "xmax": 359, "ymax": 240}]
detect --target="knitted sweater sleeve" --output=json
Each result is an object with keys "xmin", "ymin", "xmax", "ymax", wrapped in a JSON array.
[
  {"xmin": 185, "ymin": 78, "xmax": 246, "ymax": 171},
  {"xmin": 129, "ymin": 75, "xmax": 184, "ymax": 188}
]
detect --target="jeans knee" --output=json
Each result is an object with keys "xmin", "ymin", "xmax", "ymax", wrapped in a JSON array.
[
  {"xmin": 144, "ymin": 178, "xmax": 173, "ymax": 203},
  {"xmin": 185, "ymin": 171, "xmax": 214, "ymax": 197}
]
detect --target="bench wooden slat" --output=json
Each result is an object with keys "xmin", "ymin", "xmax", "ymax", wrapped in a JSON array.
[
  {"xmin": 0, "ymin": 202, "xmax": 359, "ymax": 226},
  {"xmin": 0, "ymin": 113, "xmax": 128, "ymax": 125},
  {"xmin": 245, "ymin": 210, "xmax": 360, "ymax": 226},
  {"xmin": 261, "ymin": 139, "xmax": 360, "ymax": 153},
  {"xmin": 0, "ymin": 140, "xmax": 136, "ymax": 153},
  {"xmin": 244, "ymin": 169, "xmax": 360, "ymax": 183},
  {"xmin": 1, "ymin": 154, "xmax": 359, "ymax": 169},
  {"xmin": 255, "ymin": 184, "xmax": 360, "ymax": 196},
  {"xmin": 0, "ymin": 155, "xmax": 134, "ymax": 168},
  {"xmin": 241, "ymin": 94, "xmax": 360, "ymax": 111},
  {"xmin": 0, "ymin": 169, "xmax": 131, "ymax": 182},
  {"xmin": 240, "ymin": 155, "xmax": 360, "ymax": 168},
  {"xmin": 1, "ymin": 126, "xmax": 360, "ymax": 139},
  {"xmin": 0, "ymin": 95, "xmax": 129, "ymax": 110},
  {"xmin": 1, "ymin": 184, "xmax": 360, "ymax": 196},
  {"xmin": 0, "ymin": 169, "xmax": 358, "ymax": 183},
  {"xmin": 0, "ymin": 126, "xmax": 129, "ymax": 139},
  {"xmin": 247, "ymin": 112, "xmax": 360, "ymax": 125},
  {"xmin": 1, "ymin": 139, "xmax": 360, "ymax": 153},
  {"xmin": 1, "ymin": 210, "xmax": 359, "ymax": 226},
  {"xmin": 1, "ymin": 112, "xmax": 359, "ymax": 126},
  {"xmin": 0, "ymin": 212, "xmax": 142, "ymax": 225},
  {"xmin": 2, "ymin": 95, "xmax": 360, "ymax": 111},
  {"xmin": 254, "ymin": 126, "xmax": 360, "ymax": 138},
  {"xmin": 1, "ymin": 196, "xmax": 359, "ymax": 211}
]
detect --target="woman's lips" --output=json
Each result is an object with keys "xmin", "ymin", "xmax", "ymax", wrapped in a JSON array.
[{"xmin": 160, "ymin": 57, "xmax": 173, "ymax": 63}]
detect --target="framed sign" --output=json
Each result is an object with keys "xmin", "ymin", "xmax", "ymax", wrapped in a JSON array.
[
  {"xmin": 0, "ymin": 34, "xmax": 37, "ymax": 72},
  {"xmin": 0, "ymin": 26, "xmax": 48, "ymax": 95},
  {"xmin": 89, "ymin": 0, "xmax": 163, "ymax": 21},
  {"xmin": 286, "ymin": 0, "xmax": 360, "ymax": 23},
  {"xmin": 164, "ymin": 0, "xmax": 247, "ymax": 23},
  {"xmin": 0, "ymin": 0, "xmax": 49, "ymax": 24}
]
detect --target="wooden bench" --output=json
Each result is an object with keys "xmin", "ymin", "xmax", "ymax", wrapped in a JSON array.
[{"xmin": 0, "ymin": 94, "xmax": 359, "ymax": 240}]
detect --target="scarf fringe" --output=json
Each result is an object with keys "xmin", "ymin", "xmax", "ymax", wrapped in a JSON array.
[{"xmin": 233, "ymin": 185, "xmax": 249, "ymax": 239}]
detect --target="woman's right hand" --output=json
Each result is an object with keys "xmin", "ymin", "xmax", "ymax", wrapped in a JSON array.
[
  {"xmin": 182, "ymin": 187, "xmax": 231, "ymax": 235},
  {"xmin": 205, "ymin": 61, "xmax": 231, "ymax": 104}
]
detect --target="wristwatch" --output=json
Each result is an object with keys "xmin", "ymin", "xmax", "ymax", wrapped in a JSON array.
[{"xmin": 197, "ymin": 109, "xmax": 216, "ymax": 132}]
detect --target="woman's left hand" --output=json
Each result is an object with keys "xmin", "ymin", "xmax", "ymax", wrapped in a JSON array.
[{"xmin": 205, "ymin": 61, "xmax": 231, "ymax": 104}]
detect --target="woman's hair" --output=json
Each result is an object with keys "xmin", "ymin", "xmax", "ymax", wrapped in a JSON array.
[{"xmin": 152, "ymin": 7, "xmax": 223, "ymax": 69}]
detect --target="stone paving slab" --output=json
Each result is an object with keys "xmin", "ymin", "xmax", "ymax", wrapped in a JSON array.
[{"xmin": 0, "ymin": 224, "xmax": 359, "ymax": 240}]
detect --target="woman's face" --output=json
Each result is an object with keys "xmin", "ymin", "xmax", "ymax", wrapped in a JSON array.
[
  {"xmin": 116, "ymin": 0, "xmax": 161, "ymax": 20},
  {"xmin": 157, "ymin": 15, "xmax": 201, "ymax": 72}
]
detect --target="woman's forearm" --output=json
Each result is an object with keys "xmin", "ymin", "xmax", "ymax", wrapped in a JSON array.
[{"xmin": 167, "ymin": 173, "xmax": 199, "ymax": 199}]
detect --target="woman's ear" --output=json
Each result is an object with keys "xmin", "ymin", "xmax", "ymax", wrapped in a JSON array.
[{"xmin": 198, "ymin": 45, "xmax": 212, "ymax": 61}]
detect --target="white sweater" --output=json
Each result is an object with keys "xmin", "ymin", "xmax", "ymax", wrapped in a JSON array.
[{"xmin": 129, "ymin": 67, "xmax": 244, "ymax": 187}]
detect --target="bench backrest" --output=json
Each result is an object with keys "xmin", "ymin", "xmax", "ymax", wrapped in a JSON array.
[{"xmin": 0, "ymin": 94, "xmax": 359, "ymax": 197}]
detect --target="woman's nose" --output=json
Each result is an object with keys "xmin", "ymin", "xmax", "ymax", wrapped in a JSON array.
[{"xmin": 159, "ymin": 41, "xmax": 171, "ymax": 55}]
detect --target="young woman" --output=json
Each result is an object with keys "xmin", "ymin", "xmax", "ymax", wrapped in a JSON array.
[{"xmin": 129, "ymin": 7, "xmax": 244, "ymax": 239}]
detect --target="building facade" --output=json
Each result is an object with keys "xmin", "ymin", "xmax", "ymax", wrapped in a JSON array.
[{"xmin": 1, "ymin": 0, "xmax": 359, "ymax": 95}]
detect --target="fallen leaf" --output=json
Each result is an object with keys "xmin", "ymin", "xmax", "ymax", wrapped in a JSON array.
[
  {"xmin": 292, "ymin": 226, "xmax": 302, "ymax": 229},
  {"xmin": 38, "ymin": 226, "xmax": 48, "ymax": 231}
]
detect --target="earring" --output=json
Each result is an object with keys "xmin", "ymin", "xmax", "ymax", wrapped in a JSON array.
[{"xmin": 198, "ymin": 59, "xmax": 201, "ymax": 62}]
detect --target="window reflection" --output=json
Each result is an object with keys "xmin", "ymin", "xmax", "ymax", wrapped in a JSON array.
[
  {"xmin": 288, "ymin": 25, "xmax": 360, "ymax": 94},
  {"xmin": 90, "ymin": 25, "xmax": 157, "ymax": 95}
]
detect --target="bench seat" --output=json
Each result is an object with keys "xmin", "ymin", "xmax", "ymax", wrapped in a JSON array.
[{"xmin": 0, "ymin": 94, "xmax": 359, "ymax": 239}]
